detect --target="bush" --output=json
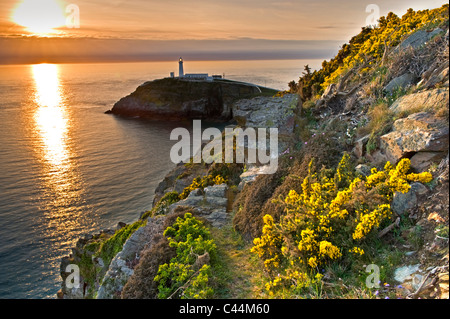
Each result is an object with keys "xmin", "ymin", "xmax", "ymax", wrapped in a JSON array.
[
  {"xmin": 251, "ymin": 154, "xmax": 432, "ymax": 296},
  {"xmin": 179, "ymin": 174, "xmax": 227, "ymax": 200},
  {"xmin": 154, "ymin": 212, "xmax": 217, "ymax": 299},
  {"xmin": 121, "ymin": 235, "xmax": 176, "ymax": 299},
  {"xmin": 233, "ymin": 131, "xmax": 346, "ymax": 240},
  {"xmin": 292, "ymin": 4, "xmax": 449, "ymax": 101},
  {"xmin": 142, "ymin": 191, "xmax": 180, "ymax": 219}
]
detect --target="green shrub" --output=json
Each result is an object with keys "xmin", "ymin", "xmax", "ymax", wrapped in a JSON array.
[{"xmin": 154, "ymin": 212, "xmax": 217, "ymax": 299}]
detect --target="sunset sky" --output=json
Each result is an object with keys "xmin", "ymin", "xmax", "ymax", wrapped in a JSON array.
[{"xmin": 0, "ymin": 0, "xmax": 447, "ymax": 63}]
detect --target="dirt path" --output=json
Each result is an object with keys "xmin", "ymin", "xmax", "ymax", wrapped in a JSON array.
[{"xmin": 211, "ymin": 223, "xmax": 265, "ymax": 299}]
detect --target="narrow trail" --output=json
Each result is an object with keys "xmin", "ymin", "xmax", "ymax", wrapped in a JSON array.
[{"xmin": 211, "ymin": 222, "xmax": 265, "ymax": 299}]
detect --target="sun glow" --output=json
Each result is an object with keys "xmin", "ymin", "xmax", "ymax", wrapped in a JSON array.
[
  {"xmin": 32, "ymin": 64, "xmax": 68, "ymax": 167},
  {"xmin": 13, "ymin": 0, "xmax": 66, "ymax": 35}
]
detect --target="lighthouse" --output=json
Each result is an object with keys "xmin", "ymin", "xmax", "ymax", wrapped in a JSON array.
[{"xmin": 179, "ymin": 57, "xmax": 184, "ymax": 77}]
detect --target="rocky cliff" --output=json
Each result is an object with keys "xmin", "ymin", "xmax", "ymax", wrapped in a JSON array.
[
  {"xmin": 106, "ymin": 78, "xmax": 278, "ymax": 121},
  {"xmin": 60, "ymin": 19, "xmax": 449, "ymax": 300}
]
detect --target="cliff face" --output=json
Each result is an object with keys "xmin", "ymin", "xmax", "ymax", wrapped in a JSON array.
[
  {"xmin": 108, "ymin": 78, "xmax": 277, "ymax": 121},
  {"xmin": 60, "ymin": 22, "xmax": 449, "ymax": 300}
]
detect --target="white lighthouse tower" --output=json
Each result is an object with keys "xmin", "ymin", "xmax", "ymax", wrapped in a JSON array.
[{"xmin": 179, "ymin": 57, "xmax": 184, "ymax": 77}]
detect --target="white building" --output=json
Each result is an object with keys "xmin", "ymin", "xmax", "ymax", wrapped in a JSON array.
[{"xmin": 169, "ymin": 57, "xmax": 223, "ymax": 81}]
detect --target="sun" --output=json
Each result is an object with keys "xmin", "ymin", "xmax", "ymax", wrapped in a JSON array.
[{"xmin": 12, "ymin": 0, "xmax": 67, "ymax": 35}]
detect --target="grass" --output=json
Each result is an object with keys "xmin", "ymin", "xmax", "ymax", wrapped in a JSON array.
[
  {"xmin": 209, "ymin": 221, "xmax": 266, "ymax": 299},
  {"xmin": 357, "ymin": 101, "xmax": 395, "ymax": 154}
]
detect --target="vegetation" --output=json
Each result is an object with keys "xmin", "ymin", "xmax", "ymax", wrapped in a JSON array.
[
  {"xmin": 292, "ymin": 4, "xmax": 449, "ymax": 101},
  {"xmin": 154, "ymin": 212, "xmax": 217, "ymax": 299},
  {"xmin": 179, "ymin": 174, "xmax": 227, "ymax": 200},
  {"xmin": 65, "ymin": 5, "xmax": 448, "ymax": 301},
  {"xmin": 77, "ymin": 219, "xmax": 146, "ymax": 298},
  {"xmin": 251, "ymin": 154, "xmax": 432, "ymax": 297}
]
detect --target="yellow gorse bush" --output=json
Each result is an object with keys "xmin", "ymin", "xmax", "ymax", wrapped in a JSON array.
[
  {"xmin": 251, "ymin": 154, "xmax": 433, "ymax": 295},
  {"xmin": 179, "ymin": 174, "xmax": 228, "ymax": 200},
  {"xmin": 321, "ymin": 5, "xmax": 449, "ymax": 91}
]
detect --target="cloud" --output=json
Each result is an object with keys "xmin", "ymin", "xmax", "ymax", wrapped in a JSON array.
[{"xmin": 0, "ymin": 36, "xmax": 342, "ymax": 64}]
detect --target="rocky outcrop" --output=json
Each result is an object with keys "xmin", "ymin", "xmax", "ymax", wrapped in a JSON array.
[
  {"xmin": 389, "ymin": 87, "xmax": 449, "ymax": 114},
  {"xmin": 168, "ymin": 184, "xmax": 230, "ymax": 228},
  {"xmin": 96, "ymin": 217, "xmax": 166, "ymax": 299},
  {"xmin": 379, "ymin": 112, "xmax": 449, "ymax": 170},
  {"xmin": 395, "ymin": 28, "xmax": 444, "ymax": 51},
  {"xmin": 107, "ymin": 78, "xmax": 277, "ymax": 121},
  {"xmin": 384, "ymin": 73, "xmax": 418, "ymax": 94},
  {"xmin": 232, "ymin": 94, "xmax": 299, "ymax": 134}
]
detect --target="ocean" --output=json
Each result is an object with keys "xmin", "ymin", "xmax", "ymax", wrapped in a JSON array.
[{"xmin": 0, "ymin": 59, "xmax": 323, "ymax": 299}]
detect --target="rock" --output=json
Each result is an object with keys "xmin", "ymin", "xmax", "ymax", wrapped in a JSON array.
[
  {"xmin": 170, "ymin": 196, "xmax": 205, "ymax": 212},
  {"xmin": 379, "ymin": 112, "xmax": 449, "ymax": 165},
  {"xmin": 353, "ymin": 135, "xmax": 370, "ymax": 158},
  {"xmin": 419, "ymin": 64, "xmax": 449, "ymax": 90},
  {"xmin": 396, "ymin": 28, "xmax": 444, "ymax": 51},
  {"xmin": 394, "ymin": 264, "xmax": 421, "ymax": 282},
  {"xmin": 108, "ymin": 78, "xmax": 277, "ymax": 120},
  {"xmin": 389, "ymin": 87, "xmax": 449, "ymax": 115},
  {"xmin": 205, "ymin": 196, "xmax": 228, "ymax": 207},
  {"xmin": 410, "ymin": 182, "xmax": 428, "ymax": 196},
  {"xmin": 410, "ymin": 151, "xmax": 445, "ymax": 172},
  {"xmin": 198, "ymin": 208, "xmax": 229, "ymax": 228},
  {"xmin": 355, "ymin": 164, "xmax": 371, "ymax": 177},
  {"xmin": 96, "ymin": 217, "xmax": 165, "ymax": 299},
  {"xmin": 384, "ymin": 73, "xmax": 418, "ymax": 94},
  {"xmin": 116, "ymin": 222, "xmax": 127, "ymax": 230},
  {"xmin": 167, "ymin": 184, "xmax": 230, "ymax": 228},
  {"xmin": 391, "ymin": 183, "xmax": 428, "ymax": 215},
  {"xmin": 438, "ymin": 272, "xmax": 449, "ymax": 299},
  {"xmin": 204, "ymin": 183, "xmax": 227, "ymax": 198},
  {"xmin": 187, "ymin": 188, "xmax": 203, "ymax": 198},
  {"xmin": 238, "ymin": 165, "xmax": 276, "ymax": 189},
  {"xmin": 231, "ymin": 94, "xmax": 299, "ymax": 135},
  {"xmin": 391, "ymin": 188, "xmax": 417, "ymax": 216},
  {"xmin": 394, "ymin": 264, "xmax": 422, "ymax": 291}
]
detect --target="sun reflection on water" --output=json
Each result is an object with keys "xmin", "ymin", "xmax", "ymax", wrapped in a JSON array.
[
  {"xmin": 31, "ymin": 64, "xmax": 90, "ymax": 243},
  {"xmin": 32, "ymin": 64, "xmax": 69, "ymax": 170}
]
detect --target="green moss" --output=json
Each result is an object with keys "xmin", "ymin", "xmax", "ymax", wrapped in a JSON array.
[
  {"xmin": 98, "ymin": 220, "xmax": 146, "ymax": 267},
  {"xmin": 141, "ymin": 191, "xmax": 180, "ymax": 219}
]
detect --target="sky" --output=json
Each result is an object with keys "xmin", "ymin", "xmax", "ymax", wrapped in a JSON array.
[{"xmin": 0, "ymin": 0, "xmax": 447, "ymax": 64}]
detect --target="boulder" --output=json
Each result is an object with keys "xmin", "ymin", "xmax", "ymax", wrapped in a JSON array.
[
  {"xmin": 396, "ymin": 28, "xmax": 444, "ymax": 51},
  {"xmin": 384, "ymin": 73, "xmax": 418, "ymax": 94},
  {"xmin": 391, "ymin": 182, "xmax": 428, "ymax": 215},
  {"xmin": 379, "ymin": 112, "xmax": 449, "ymax": 165},
  {"xmin": 389, "ymin": 87, "xmax": 449, "ymax": 115},
  {"xmin": 198, "ymin": 208, "xmax": 229, "ymax": 228},
  {"xmin": 410, "ymin": 152, "xmax": 446, "ymax": 172},
  {"xmin": 204, "ymin": 183, "xmax": 228, "ymax": 198},
  {"xmin": 353, "ymin": 135, "xmax": 370, "ymax": 158}
]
